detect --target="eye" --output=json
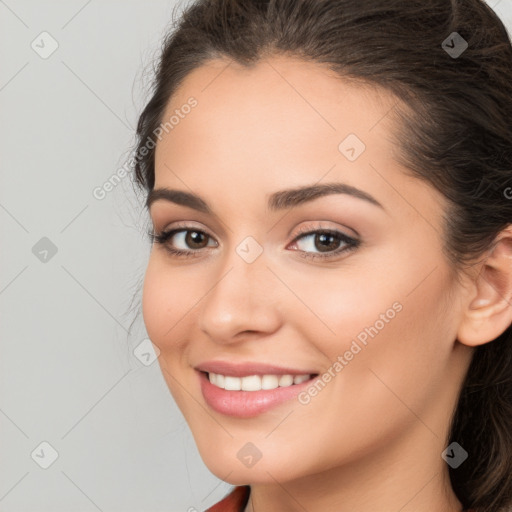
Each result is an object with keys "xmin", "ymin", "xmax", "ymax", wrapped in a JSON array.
[
  {"xmin": 168, "ymin": 229, "xmax": 215, "ymax": 250},
  {"xmin": 147, "ymin": 224, "xmax": 360, "ymax": 261},
  {"xmin": 288, "ymin": 228, "xmax": 360, "ymax": 261},
  {"xmin": 148, "ymin": 225, "xmax": 217, "ymax": 258}
]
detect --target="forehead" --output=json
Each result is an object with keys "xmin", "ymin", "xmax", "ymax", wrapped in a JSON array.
[
  {"xmin": 152, "ymin": 55, "xmax": 443, "ymax": 223},
  {"xmin": 157, "ymin": 55, "xmax": 397, "ymax": 157}
]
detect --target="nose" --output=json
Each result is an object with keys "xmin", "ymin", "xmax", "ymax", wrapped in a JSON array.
[{"xmin": 197, "ymin": 245, "xmax": 282, "ymax": 344}]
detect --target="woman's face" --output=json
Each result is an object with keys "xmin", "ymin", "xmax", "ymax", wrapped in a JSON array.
[{"xmin": 142, "ymin": 55, "xmax": 474, "ymax": 484}]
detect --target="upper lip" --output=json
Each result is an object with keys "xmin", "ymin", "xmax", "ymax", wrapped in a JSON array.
[{"xmin": 195, "ymin": 361, "xmax": 318, "ymax": 377}]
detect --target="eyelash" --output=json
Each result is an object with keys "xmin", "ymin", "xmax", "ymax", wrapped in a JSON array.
[{"xmin": 147, "ymin": 223, "xmax": 360, "ymax": 261}]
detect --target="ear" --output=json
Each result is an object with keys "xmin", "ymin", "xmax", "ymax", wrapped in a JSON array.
[{"xmin": 457, "ymin": 225, "xmax": 512, "ymax": 347}]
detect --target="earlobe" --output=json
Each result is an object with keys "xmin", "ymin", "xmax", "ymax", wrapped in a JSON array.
[{"xmin": 457, "ymin": 226, "xmax": 512, "ymax": 347}]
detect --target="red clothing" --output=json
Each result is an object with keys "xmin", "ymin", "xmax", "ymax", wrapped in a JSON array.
[
  {"xmin": 205, "ymin": 485, "xmax": 250, "ymax": 511},
  {"xmin": 205, "ymin": 485, "xmax": 475, "ymax": 512}
]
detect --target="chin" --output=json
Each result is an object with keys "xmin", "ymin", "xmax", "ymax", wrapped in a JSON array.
[
  {"xmin": 195, "ymin": 440, "xmax": 310, "ymax": 485},
  {"xmin": 204, "ymin": 461, "xmax": 282, "ymax": 485}
]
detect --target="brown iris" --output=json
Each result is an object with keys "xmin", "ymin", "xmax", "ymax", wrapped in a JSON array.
[{"xmin": 185, "ymin": 230, "xmax": 209, "ymax": 249}]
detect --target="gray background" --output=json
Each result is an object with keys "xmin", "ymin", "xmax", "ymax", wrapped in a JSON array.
[{"xmin": 1, "ymin": 1, "xmax": 511, "ymax": 511}]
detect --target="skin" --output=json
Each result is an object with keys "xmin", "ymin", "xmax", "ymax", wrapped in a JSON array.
[{"xmin": 142, "ymin": 55, "xmax": 512, "ymax": 512}]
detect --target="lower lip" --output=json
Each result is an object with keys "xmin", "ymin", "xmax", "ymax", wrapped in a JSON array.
[{"xmin": 198, "ymin": 371, "xmax": 317, "ymax": 418}]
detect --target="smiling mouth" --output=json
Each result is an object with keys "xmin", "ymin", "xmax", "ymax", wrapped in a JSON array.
[{"xmin": 203, "ymin": 371, "xmax": 318, "ymax": 391}]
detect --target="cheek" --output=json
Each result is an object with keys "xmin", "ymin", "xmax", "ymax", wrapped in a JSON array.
[
  {"xmin": 141, "ymin": 257, "xmax": 199, "ymax": 409},
  {"xmin": 272, "ymin": 258, "xmax": 402, "ymax": 364},
  {"xmin": 252, "ymin": 270, "xmax": 454, "ymax": 478},
  {"xmin": 336, "ymin": 273, "xmax": 452, "ymax": 415},
  {"xmin": 141, "ymin": 260, "xmax": 168, "ymax": 344},
  {"xmin": 141, "ymin": 256, "xmax": 201, "ymax": 348},
  {"xmin": 300, "ymin": 240, "xmax": 449, "ymax": 353},
  {"xmin": 286, "ymin": 244, "xmax": 455, "ymax": 406}
]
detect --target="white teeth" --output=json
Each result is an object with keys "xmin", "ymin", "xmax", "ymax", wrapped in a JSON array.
[
  {"xmin": 293, "ymin": 374, "xmax": 309, "ymax": 384},
  {"xmin": 224, "ymin": 375, "xmax": 241, "ymax": 390},
  {"xmin": 261, "ymin": 374, "xmax": 279, "ymax": 390},
  {"xmin": 241, "ymin": 375, "xmax": 261, "ymax": 391},
  {"xmin": 208, "ymin": 373, "xmax": 311, "ymax": 391},
  {"xmin": 278, "ymin": 374, "xmax": 294, "ymax": 387}
]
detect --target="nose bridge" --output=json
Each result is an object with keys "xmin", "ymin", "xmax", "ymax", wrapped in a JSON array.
[{"xmin": 197, "ymin": 234, "xmax": 279, "ymax": 341}]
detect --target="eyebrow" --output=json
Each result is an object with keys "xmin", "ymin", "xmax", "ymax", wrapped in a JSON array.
[{"xmin": 145, "ymin": 182, "xmax": 385, "ymax": 213}]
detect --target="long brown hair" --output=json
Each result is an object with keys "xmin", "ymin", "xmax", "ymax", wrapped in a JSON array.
[{"xmin": 132, "ymin": 1, "xmax": 512, "ymax": 510}]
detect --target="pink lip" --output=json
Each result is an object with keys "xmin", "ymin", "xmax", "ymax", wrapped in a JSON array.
[
  {"xmin": 195, "ymin": 360, "xmax": 317, "ymax": 377},
  {"xmin": 195, "ymin": 362, "xmax": 319, "ymax": 418}
]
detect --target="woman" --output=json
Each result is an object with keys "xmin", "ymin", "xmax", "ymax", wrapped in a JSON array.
[{"xmin": 132, "ymin": 0, "xmax": 512, "ymax": 510}]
